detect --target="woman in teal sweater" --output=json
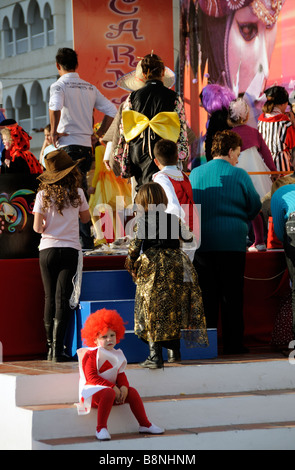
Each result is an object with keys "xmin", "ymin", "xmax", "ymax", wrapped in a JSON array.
[{"xmin": 189, "ymin": 130, "xmax": 261, "ymax": 354}]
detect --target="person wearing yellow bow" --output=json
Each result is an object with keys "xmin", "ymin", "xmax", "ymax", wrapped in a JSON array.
[{"xmin": 113, "ymin": 53, "xmax": 189, "ymax": 192}]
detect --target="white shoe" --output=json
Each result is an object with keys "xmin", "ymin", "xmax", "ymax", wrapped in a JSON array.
[
  {"xmin": 95, "ymin": 428, "xmax": 111, "ymax": 440},
  {"xmin": 248, "ymin": 243, "xmax": 266, "ymax": 252},
  {"xmin": 139, "ymin": 423, "xmax": 165, "ymax": 434}
]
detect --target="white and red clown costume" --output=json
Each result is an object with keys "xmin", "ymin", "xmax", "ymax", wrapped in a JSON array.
[
  {"xmin": 77, "ymin": 346, "xmax": 128, "ymax": 415},
  {"xmin": 76, "ymin": 308, "xmax": 164, "ymax": 439},
  {"xmin": 76, "ymin": 345, "xmax": 154, "ymax": 435}
]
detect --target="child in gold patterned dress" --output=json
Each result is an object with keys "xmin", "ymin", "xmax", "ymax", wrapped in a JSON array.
[{"xmin": 125, "ymin": 182, "xmax": 208, "ymax": 369}]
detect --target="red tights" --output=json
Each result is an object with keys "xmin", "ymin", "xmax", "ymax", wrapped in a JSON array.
[{"xmin": 91, "ymin": 386, "xmax": 151, "ymax": 432}]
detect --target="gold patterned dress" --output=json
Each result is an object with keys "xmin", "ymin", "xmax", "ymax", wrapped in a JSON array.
[{"xmin": 125, "ymin": 211, "xmax": 208, "ymax": 347}]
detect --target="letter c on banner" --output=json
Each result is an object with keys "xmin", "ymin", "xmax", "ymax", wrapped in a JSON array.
[{"xmin": 109, "ymin": 0, "xmax": 139, "ymax": 16}]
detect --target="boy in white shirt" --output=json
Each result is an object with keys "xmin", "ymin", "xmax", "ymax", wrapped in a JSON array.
[
  {"xmin": 49, "ymin": 48, "xmax": 117, "ymax": 249},
  {"xmin": 152, "ymin": 139, "xmax": 200, "ymax": 259}
]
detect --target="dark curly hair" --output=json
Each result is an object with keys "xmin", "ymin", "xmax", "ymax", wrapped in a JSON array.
[
  {"xmin": 38, "ymin": 167, "xmax": 82, "ymax": 215},
  {"xmin": 211, "ymin": 130, "xmax": 242, "ymax": 158}
]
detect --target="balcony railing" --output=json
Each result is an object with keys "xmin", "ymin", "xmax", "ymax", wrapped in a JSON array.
[{"xmin": 16, "ymin": 37, "xmax": 28, "ymax": 55}]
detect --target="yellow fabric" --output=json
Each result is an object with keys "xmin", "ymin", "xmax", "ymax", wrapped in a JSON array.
[
  {"xmin": 122, "ymin": 110, "xmax": 180, "ymax": 143},
  {"xmin": 89, "ymin": 145, "xmax": 132, "ymax": 242}
]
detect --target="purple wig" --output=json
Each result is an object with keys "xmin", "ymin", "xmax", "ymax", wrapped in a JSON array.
[{"xmin": 200, "ymin": 84, "xmax": 236, "ymax": 114}]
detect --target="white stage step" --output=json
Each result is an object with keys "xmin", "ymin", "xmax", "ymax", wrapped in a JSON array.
[
  {"xmin": 1, "ymin": 354, "xmax": 295, "ymax": 450},
  {"xmin": 3, "ymin": 356, "xmax": 295, "ymax": 407},
  {"xmin": 21, "ymin": 389, "xmax": 295, "ymax": 445},
  {"xmin": 35, "ymin": 421, "xmax": 295, "ymax": 451}
]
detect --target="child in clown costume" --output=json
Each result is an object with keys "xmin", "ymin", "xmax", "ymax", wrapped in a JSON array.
[{"xmin": 76, "ymin": 308, "xmax": 164, "ymax": 441}]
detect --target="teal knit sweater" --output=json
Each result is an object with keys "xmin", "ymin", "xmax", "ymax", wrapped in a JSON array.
[
  {"xmin": 271, "ymin": 184, "xmax": 295, "ymax": 243},
  {"xmin": 189, "ymin": 159, "xmax": 261, "ymax": 252}
]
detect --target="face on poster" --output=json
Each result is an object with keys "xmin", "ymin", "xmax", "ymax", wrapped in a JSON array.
[
  {"xmin": 228, "ymin": 0, "xmax": 294, "ymax": 93},
  {"xmin": 179, "ymin": 0, "xmax": 295, "ymax": 136},
  {"xmin": 189, "ymin": 0, "xmax": 294, "ymax": 97},
  {"xmin": 72, "ymin": 0, "xmax": 174, "ymax": 119}
]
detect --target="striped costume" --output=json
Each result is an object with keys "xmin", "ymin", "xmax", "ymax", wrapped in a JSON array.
[{"xmin": 258, "ymin": 112, "xmax": 295, "ymax": 172}]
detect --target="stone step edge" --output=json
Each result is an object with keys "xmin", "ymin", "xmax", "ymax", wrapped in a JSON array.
[
  {"xmin": 21, "ymin": 388, "xmax": 295, "ymax": 412},
  {"xmin": 36, "ymin": 420, "xmax": 295, "ymax": 448}
]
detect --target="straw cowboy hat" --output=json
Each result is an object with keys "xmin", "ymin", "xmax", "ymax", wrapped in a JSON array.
[
  {"xmin": 37, "ymin": 149, "xmax": 84, "ymax": 184},
  {"xmin": 116, "ymin": 60, "xmax": 175, "ymax": 92}
]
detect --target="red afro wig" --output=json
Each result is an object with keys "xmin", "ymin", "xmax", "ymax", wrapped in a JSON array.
[{"xmin": 81, "ymin": 309, "xmax": 126, "ymax": 347}]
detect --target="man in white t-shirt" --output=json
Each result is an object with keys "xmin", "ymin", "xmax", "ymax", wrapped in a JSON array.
[{"xmin": 49, "ymin": 48, "xmax": 117, "ymax": 249}]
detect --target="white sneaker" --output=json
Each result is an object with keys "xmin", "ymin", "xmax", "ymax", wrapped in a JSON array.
[
  {"xmin": 248, "ymin": 243, "xmax": 266, "ymax": 252},
  {"xmin": 139, "ymin": 423, "xmax": 165, "ymax": 434},
  {"xmin": 95, "ymin": 428, "xmax": 111, "ymax": 441}
]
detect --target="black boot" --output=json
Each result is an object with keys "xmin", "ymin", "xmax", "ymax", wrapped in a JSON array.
[
  {"xmin": 140, "ymin": 342, "xmax": 164, "ymax": 369},
  {"xmin": 166, "ymin": 339, "xmax": 181, "ymax": 363},
  {"xmin": 52, "ymin": 319, "xmax": 71, "ymax": 362},
  {"xmin": 44, "ymin": 322, "xmax": 53, "ymax": 361}
]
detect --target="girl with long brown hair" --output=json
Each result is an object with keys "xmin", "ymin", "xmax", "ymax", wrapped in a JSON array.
[{"xmin": 33, "ymin": 149, "xmax": 90, "ymax": 362}]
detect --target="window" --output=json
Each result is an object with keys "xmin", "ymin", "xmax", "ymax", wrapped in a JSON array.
[
  {"xmin": 4, "ymin": 97, "xmax": 16, "ymax": 122},
  {"xmin": 2, "ymin": 17, "xmax": 13, "ymax": 57},
  {"xmin": 30, "ymin": 82, "xmax": 47, "ymax": 130},
  {"xmin": 31, "ymin": 2, "xmax": 44, "ymax": 50},
  {"xmin": 44, "ymin": 3, "xmax": 54, "ymax": 46},
  {"xmin": 13, "ymin": 5, "xmax": 28, "ymax": 54},
  {"xmin": 16, "ymin": 86, "xmax": 31, "ymax": 133}
]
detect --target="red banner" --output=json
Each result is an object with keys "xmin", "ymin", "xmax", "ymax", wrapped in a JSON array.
[{"xmin": 72, "ymin": 0, "xmax": 174, "ymax": 121}]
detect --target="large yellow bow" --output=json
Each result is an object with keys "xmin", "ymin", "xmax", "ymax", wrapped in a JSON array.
[{"xmin": 122, "ymin": 110, "xmax": 180, "ymax": 143}]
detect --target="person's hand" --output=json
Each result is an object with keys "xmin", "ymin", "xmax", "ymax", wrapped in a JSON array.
[
  {"xmin": 50, "ymin": 132, "xmax": 58, "ymax": 147},
  {"xmin": 104, "ymin": 160, "xmax": 111, "ymax": 171},
  {"xmin": 91, "ymin": 134, "xmax": 99, "ymax": 147},
  {"xmin": 87, "ymin": 186, "xmax": 95, "ymax": 195},
  {"xmin": 50, "ymin": 132, "xmax": 68, "ymax": 147},
  {"xmin": 113, "ymin": 385, "xmax": 121, "ymax": 403},
  {"xmin": 119, "ymin": 386, "xmax": 128, "ymax": 404},
  {"xmin": 286, "ymin": 111, "xmax": 295, "ymax": 128}
]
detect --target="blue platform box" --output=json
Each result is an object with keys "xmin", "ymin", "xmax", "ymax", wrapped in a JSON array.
[
  {"xmin": 79, "ymin": 270, "xmax": 136, "ymax": 301},
  {"xmin": 65, "ymin": 269, "xmax": 218, "ymax": 362}
]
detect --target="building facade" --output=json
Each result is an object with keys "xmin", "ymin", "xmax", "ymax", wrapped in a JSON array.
[{"xmin": 0, "ymin": 0, "xmax": 73, "ymax": 156}]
